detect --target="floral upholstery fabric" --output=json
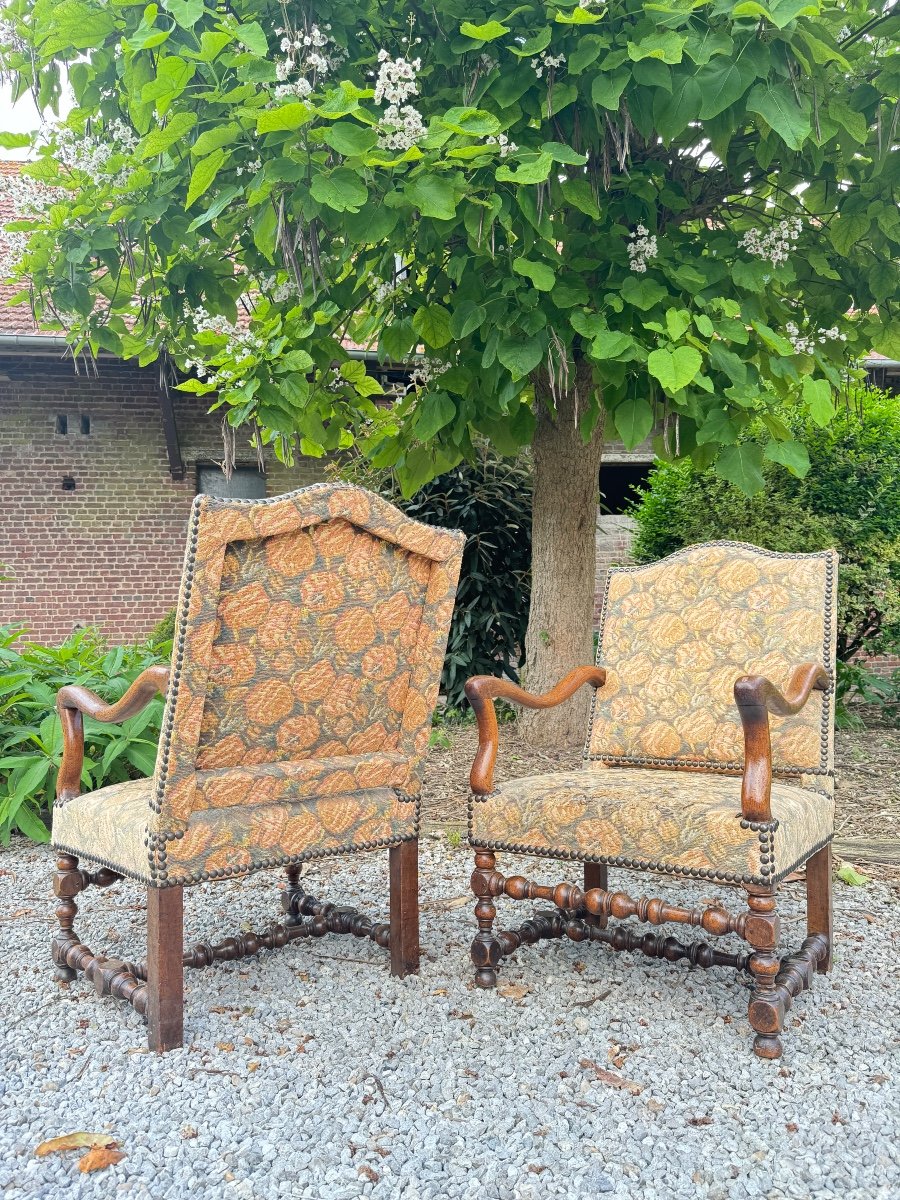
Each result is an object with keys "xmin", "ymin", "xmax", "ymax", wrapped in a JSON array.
[
  {"xmin": 53, "ymin": 776, "xmax": 418, "ymax": 885},
  {"xmin": 51, "ymin": 484, "xmax": 464, "ymax": 886},
  {"xmin": 587, "ymin": 543, "xmax": 837, "ymax": 786},
  {"xmin": 470, "ymin": 766, "xmax": 833, "ymax": 886}
]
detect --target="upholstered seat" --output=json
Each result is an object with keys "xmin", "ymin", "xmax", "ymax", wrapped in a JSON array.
[{"xmin": 470, "ymin": 766, "xmax": 833, "ymax": 886}]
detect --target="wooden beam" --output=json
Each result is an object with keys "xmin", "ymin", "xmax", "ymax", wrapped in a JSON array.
[{"xmin": 158, "ymin": 387, "xmax": 185, "ymax": 480}]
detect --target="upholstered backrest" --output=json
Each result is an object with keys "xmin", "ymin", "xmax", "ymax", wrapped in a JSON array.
[
  {"xmin": 586, "ymin": 543, "xmax": 837, "ymax": 784},
  {"xmin": 149, "ymin": 484, "xmax": 464, "ymax": 832}
]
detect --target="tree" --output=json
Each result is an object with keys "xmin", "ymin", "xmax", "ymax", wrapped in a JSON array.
[{"xmin": 1, "ymin": 0, "xmax": 898, "ymax": 744}]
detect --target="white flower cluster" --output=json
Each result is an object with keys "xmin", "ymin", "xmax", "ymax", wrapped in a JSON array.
[
  {"xmin": 273, "ymin": 22, "xmax": 344, "ymax": 98},
  {"xmin": 257, "ymin": 274, "xmax": 300, "ymax": 303},
  {"xmin": 55, "ymin": 119, "xmax": 138, "ymax": 186},
  {"xmin": 373, "ymin": 276, "xmax": 411, "ymax": 305},
  {"xmin": 627, "ymin": 225, "xmax": 658, "ymax": 273},
  {"xmin": 0, "ymin": 170, "xmax": 58, "ymax": 279},
  {"xmin": 486, "ymin": 133, "xmax": 517, "ymax": 157},
  {"xmin": 0, "ymin": 225, "xmax": 27, "ymax": 281},
  {"xmin": 374, "ymin": 50, "xmax": 427, "ymax": 152},
  {"xmin": 531, "ymin": 51, "xmax": 566, "ymax": 78},
  {"xmin": 738, "ymin": 217, "xmax": 802, "ymax": 267},
  {"xmin": 409, "ymin": 356, "xmax": 449, "ymax": 388},
  {"xmin": 785, "ymin": 321, "xmax": 847, "ymax": 355},
  {"xmin": 182, "ymin": 306, "xmax": 266, "ymax": 381},
  {"xmin": 236, "ymin": 158, "xmax": 262, "ymax": 176}
]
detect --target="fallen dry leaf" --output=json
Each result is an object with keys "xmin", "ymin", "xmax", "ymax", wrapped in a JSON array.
[
  {"xmin": 35, "ymin": 1133, "xmax": 116, "ymax": 1157},
  {"xmin": 646, "ymin": 1098, "xmax": 665, "ymax": 1114},
  {"xmin": 786, "ymin": 1122, "xmax": 799, "ymax": 1133},
  {"xmin": 358, "ymin": 1166, "xmax": 379, "ymax": 1183},
  {"xmin": 579, "ymin": 1059, "xmax": 643, "ymax": 1096},
  {"xmin": 688, "ymin": 1116, "xmax": 715, "ymax": 1127},
  {"xmin": 79, "ymin": 1146, "xmax": 125, "ymax": 1173},
  {"xmin": 216, "ymin": 1042, "xmax": 234, "ymax": 1052},
  {"xmin": 497, "ymin": 982, "xmax": 530, "ymax": 1001}
]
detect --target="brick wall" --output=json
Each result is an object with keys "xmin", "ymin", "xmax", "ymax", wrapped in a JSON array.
[
  {"xmin": 594, "ymin": 513, "xmax": 637, "ymax": 625},
  {"xmin": 0, "ymin": 355, "xmax": 323, "ymax": 644}
]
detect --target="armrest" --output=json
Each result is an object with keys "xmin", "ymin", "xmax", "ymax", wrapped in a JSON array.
[
  {"xmin": 465, "ymin": 667, "xmax": 607, "ymax": 796},
  {"xmin": 56, "ymin": 666, "xmax": 170, "ymax": 803},
  {"xmin": 734, "ymin": 663, "xmax": 830, "ymax": 822}
]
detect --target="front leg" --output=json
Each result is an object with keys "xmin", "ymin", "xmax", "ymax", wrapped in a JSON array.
[
  {"xmin": 744, "ymin": 886, "xmax": 784, "ymax": 1059},
  {"xmin": 471, "ymin": 848, "xmax": 502, "ymax": 989}
]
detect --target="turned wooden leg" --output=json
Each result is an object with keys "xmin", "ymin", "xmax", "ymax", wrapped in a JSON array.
[
  {"xmin": 805, "ymin": 843, "xmax": 833, "ymax": 973},
  {"xmin": 52, "ymin": 853, "xmax": 83, "ymax": 981},
  {"xmin": 389, "ymin": 839, "xmax": 419, "ymax": 977},
  {"xmin": 471, "ymin": 848, "xmax": 502, "ymax": 989},
  {"xmin": 583, "ymin": 861, "xmax": 608, "ymax": 929},
  {"xmin": 147, "ymin": 886, "xmax": 184, "ymax": 1053},
  {"xmin": 744, "ymin": 887, "xmax": 784, "ymax": 1060}
]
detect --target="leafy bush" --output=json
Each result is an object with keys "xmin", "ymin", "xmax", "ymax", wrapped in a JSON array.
[
  {"xmin": 630, "ymin": 389, "xmax": 900, "ymax": 718},
  {"xmin": 334, "ymin": 445, "xmax": 533, "ymax": 709},
  {"xmin": 0, "ymin": 627, "xmax": 170, "ymax": 844}
]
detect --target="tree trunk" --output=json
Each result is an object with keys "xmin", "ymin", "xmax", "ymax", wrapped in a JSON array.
[{"xmin": 520, "ymin": 362, "xmax": 605, "ymax": 747}]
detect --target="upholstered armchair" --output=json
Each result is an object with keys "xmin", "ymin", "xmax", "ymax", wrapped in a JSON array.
[
  {"xmin": 51, "ymin": 483, "xmax": 464, "ymax": 1051},
  {"xmin": 467, "ymin": 543, "xmax": 837, "ymax": 1059}
]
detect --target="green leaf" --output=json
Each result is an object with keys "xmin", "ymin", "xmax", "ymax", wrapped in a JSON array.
[
  {"xmin": 590, "ymin": 329, "xmax": 633, "ymax": 359},
  {"xmin": 405, "ymin": 174, "xmax": 458, "ymax": 220},
  {"xmin": 413, "ymin": 304, "xmax": 453, "ymax": 349},
  {"xmin": 497, "ymin": 338, "xmax": 545, "ymax": 380},
  {"xmin": 192, "ymin": 122, "xmax": 241, "ymax": 158},
  {"xmin": 187, "ymin": 184, "xmax": 241, "ymax": 231},
  {"xmin": 746, "ymin": 82, "xmax": 811, "ymax": 151},
  {"xmin": 655, "ymin": 73, "xmax": 702, "ymax": 143},
  {"xmin": 441, "ymin": 107, "xmax": 501, "ymax": 136},
  {"xmin": 324, "ymin": 122, "xmax": 378, "ymax": 157},
  {"xmin": 310, "ymin": 169, "xmax": 368, "ymax": 213},
  {"xmin": 837, "ymin": 863, "xmax": 869, "ymax": 887},
  {"xmin": 620, "ymin": 275, "xmax": 667, "ymax": 311},
  {"xmin": 869, "ymin": 261, "xmax": 897, "ymax": 304},
  {"xmin": 186, "ymin": 148, "xmax": 227, "ymax": 209},
  {"xmin": 560, "ymin": 178, "xmax": 600, "ymax": 219},
  {"xmin": 614, "ymin": 397, "xmax": 654, "ymax": 449},
  {"xmin": 830, "ymin": 212, "xmax": 871, "ymax": 257},
  {"xmin": 459, "ymin": 20, "xmax": 509, "ymax": 41},
  {"xmin": 591, "ymin": 70, "xmax": 629, "ymax": 111},
  {"xmin": 665, "ymin": 309, "xmax": 691, "ymax": 341},
  {"xmin": 415, "ymin": 392, "xmax": 456, "ymax": 439},
  {"xmin": 764, "ymin": 439, "xmax": 810, "ymax": 477},
  {"xmin": 198, "ymin": 30, "xmax": 233, "ymax": 61},
  {"xmin": 163, "ymin": 0, "xmax": 203, "ymax": 29},
  {"xmin": 802, "ymin": 377, "xmax": 835, "ymax": 427},
  {"xmin": 450, "ymin": 304, "xmax": 486, "ymax": 338},
  {"xmin": 697, "ymin": 59, "xmax": 753, "ymax": 120},
  {"xmin": 256, "ymin": 103, "xmax": 313, "ymax": 134},
  {"xmin": 137, "ymin": 112, "xmax": 197, "ymax": 159},
  {"xmin": 696, "ymin": 408, "xmax": 739, "ymax": 446},
  {"xmin": 235, "ymin": 21, "xmax": 268, "ymax": 55},
  {"xmin": 513, "ymin": 258, "xmax": 556, "ymax": 291},
  {"xmin": 496, "ymin": 153, "xmax": 554, "ymax": 185},
  {"xmin": 541, "ymin": 141, "xmax": 587, "ymax": 165},
  {"xmin": 716, "ymin": 443, "xmax": 765, "ymax": 494},
  {"xmin": 627, "ymin": 32, "xmax": 686, "ymax": 64},
  {"xmin": 0, "ymin": 132, "xmax": 33, "ymax": 149},
  {"xmin": 647, "ymin": 346, "xmax": 702, "ymax": 393}
]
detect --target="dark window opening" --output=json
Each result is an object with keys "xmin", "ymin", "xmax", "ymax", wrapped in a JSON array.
[
  {"xmin": 61, "ymin": 476, "xmax": 76, "ymax": 491},
  {"xmin": 599, "ymin": 462, "xmax": 653, "ymax": 516},
  {"xmin": 197, "ymin": 464, "xmax": 267, "ymax": 500},
  {"xmin": 55, "ymin": 414, "xmax": 68, "ymax": 435},
  {"xmin": 80, "ymin": 414, "xmax": 91, "ymax": 435}
]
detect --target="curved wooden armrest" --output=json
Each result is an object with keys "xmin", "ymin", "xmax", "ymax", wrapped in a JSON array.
[
  {"xmin": 465, "ymin": 667, "xmax": 607, "ymax": 796},
  {"xmin": 56, "ymin": 666, "xmax": 170, "ymax": 803},
  {"xmin": 734, "ymin": 663, "xmax": 830, "ymax": 822}
]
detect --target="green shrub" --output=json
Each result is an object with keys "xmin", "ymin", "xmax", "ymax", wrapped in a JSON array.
[
  {"xmin": 630, "ymin": 389, "xmax": 900, "ymax": 718},
  {"xmin": 0, "ymin": 626, "xmax": 170, "ymax": 844},
  {"xmin": 334, "ymin": 444, "xmax": 533, "ymax": 708}
]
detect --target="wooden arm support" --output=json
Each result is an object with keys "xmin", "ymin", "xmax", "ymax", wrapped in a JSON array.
[
  {"xmin": 734, "ymin": 663, "xmax": 830, "ymax": 822},
  {"xmin": 465, "ymin": 667, "xmax": 607, "ymax": 796},
  {"xmin": 56, "ymin": 666, "xmax": 170, "ymax": 803}
]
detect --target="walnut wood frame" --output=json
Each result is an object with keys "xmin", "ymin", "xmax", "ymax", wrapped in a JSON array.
[
  {"xmin": 466, "ymin": 666, "xmax": 833, "ymax": 1060},
  {"xmin": 52, "ymin": 675, "xmax": 419, "ymax": 1052}
]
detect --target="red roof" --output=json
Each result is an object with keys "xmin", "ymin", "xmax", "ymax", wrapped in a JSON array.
[{"xmin": 0, "ymin": 161, "xmax": 43, "ymax": 335}]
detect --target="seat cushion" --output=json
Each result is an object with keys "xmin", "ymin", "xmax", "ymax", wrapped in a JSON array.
[
  {"xmin": 469, "ymin": 766, "xmax": 833, "ymax": 886},
  {"xmin": 52, "ymin": 779, "xmax": 418, "ymax": 886}
]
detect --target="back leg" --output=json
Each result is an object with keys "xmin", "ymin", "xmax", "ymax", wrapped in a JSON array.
[
  {"xmin": 805, "ymin": 843, "xmax": 833, "ymax": 973},
  {"xmin": 52, "ymin": 853, "xmax": 84, "ymax": 980}
]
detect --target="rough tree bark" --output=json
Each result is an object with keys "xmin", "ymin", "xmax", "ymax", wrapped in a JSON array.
[{"xmin": 520, "ymin": 360, "xmax": 605, "ymax": 747}]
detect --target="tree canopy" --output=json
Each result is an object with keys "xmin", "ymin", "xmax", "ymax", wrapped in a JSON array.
[{"xmin": 1, "ymin": 0, "xmax": 899, "ymax": 495}]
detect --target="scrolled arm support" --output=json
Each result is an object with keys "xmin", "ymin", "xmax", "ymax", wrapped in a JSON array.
[
  {"xmin": 56, "ymin": 666, "xmax": 170, "ymax": 803},
  {"xmin": 465, "ymin": 667, "xmax": 607, "ymax": 796},
  {"xmin": 734, "ymin": 663, "xmax": 830, "ymax": 822}
]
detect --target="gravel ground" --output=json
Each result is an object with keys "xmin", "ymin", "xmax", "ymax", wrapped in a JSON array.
[{"xmin": 1, "ymin": 838, "xmax": 898, "ymax": 1200}]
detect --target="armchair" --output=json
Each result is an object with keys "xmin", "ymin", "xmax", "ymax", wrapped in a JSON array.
[
  {"xmin": 467, "ymin": 542, "xmax": 837, "ymax": 1058},
  {"xmin": 50, "ymin": 483, "xmax": 464, "ymax": 1051}
]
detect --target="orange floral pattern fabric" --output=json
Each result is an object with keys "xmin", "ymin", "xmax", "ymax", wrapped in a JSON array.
[
  {"xmin": 52, "ymin": 484, "xmax": 464, "ymax": 886},
  {"xmin": 470, "ymin": 766, "xmax": 833, "ymax": 885},
  {"xmin": 587, "ymin": 543, "xmax": 837, "ymax": 781}
]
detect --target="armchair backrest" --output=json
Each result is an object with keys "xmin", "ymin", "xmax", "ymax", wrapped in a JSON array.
[
  {"xmin": 586, "ymin": 543, "xmax": 837, "ymax": 785},
  {"xmin": 149, "ymin": 484, "xmax": 464, "ymax": 832}
]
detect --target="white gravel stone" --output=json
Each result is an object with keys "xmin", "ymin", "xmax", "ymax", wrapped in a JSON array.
[{"xmin": 0, "ymin": 837, "xmax": 898, "ymax": 1199}]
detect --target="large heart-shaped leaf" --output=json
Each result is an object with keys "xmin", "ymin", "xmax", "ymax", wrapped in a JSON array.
[{"xmin": 647, "ymin": 346, "xmax": 702, "ymax": 392}]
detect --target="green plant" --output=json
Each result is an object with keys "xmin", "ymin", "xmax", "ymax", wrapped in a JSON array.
[
  {"xmin": 0, "ymin": 626, "xmax": 170, "ymax": 844},
  {"xmin": 446, "ymin": 829, "xmax": 463, "ymax": 850},
  {"xmin": 3, "ymin": 0, "xmax": 898, "ymax": 745},
  {"xmin": 337, "ymin": 445, "xmax": 532, "ymax": 709},
  {"xmin": 630, "ymin": 389, "xmax": 900, "ymax": 719}
]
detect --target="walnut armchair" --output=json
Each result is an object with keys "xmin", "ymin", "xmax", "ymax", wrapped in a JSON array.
[
  {"xmin": 467, "ymin": 543, "xmax": 837, "ymax": 1059},
  {"xmin": 51, "ymin": 483, "xmax": 464, "ymax": 1051}
]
